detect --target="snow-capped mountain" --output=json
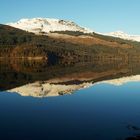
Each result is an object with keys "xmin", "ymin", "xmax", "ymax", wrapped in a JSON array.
[
  {"xmin": 7, "ymin": 18, "xmax": 140, "ymax": 42},
  {"xmin": 107, "ymin": 31, "xmax": 140, "ymax": 42},
  {"xmin": 7, "ymin": 18, "xmax": 93, "ymax": 35}
]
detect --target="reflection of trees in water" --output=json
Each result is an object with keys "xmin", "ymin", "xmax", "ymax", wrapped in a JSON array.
[
  {"xmin": 9, "ymin": 59, "xmax": 48, "ymax": 73},
  {"xmin": 1, "ymin": 58, "xmax": 140, "ymax": 91}
]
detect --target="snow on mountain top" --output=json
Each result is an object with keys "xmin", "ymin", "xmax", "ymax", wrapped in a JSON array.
[
  {"xmin": 7, "ymin": 18, "xmax": 93, "ymax": 34},
  {"xmin": 108, "ymin": 31, "xmax": 130, "ymax": 37},
  {"xmin": 107, "ymin": 31, "xmax": 140, "ymax": 42},
  {"xmin": 6, "ymin": 18, "xmax": 140, "ymax": 42}
]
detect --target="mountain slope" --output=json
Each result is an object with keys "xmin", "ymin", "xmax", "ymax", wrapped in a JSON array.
[
  {"xmin": 1, "ymin": 24, "xmax": 140, "ymax": 63},
  {"xmin": 7, "ymin": 18, "xmax": 93, "ymax": 35}
]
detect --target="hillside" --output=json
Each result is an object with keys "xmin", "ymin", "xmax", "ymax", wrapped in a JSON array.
[{"xmin": 0, "ymin": 24, "xmax": 140, "ymax": 63}]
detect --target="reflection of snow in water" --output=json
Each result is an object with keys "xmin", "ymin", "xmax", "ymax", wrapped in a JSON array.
[
  {"xmin": 7, "ymin": 75, "xmax": 140, "ymax": 98},
  {"xmin": 8, "ymin": 82, "xmax": 92, "ymax": 98},
  {"xmin": 100, "ymin": 75, "xmax": 140, "ymax": 86}
]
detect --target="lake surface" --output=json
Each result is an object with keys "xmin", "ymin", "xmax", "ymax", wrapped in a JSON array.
[{"xmin": 0, "ymin": 59, "xmax": 140, "ymax": 140}]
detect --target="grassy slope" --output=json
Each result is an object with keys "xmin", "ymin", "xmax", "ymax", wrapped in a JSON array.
[{"xmin": 51, "ymin": 30, "xmax": 140, "ymax": 48}]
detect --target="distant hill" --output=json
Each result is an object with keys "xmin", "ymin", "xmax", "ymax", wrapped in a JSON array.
[{"xmin": 106, "ymin": 31, "xmax": 140, "ymax": 42}]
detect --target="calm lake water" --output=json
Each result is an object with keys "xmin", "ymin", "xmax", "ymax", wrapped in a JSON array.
[{"xmin": 0, "ymin": 59, "xmax": 140, "ymax": 140}]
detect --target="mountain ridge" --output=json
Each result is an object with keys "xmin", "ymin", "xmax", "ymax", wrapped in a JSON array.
[{"xmin": 7, "ymin": 18, "xmax": 140, "ymax": 42}]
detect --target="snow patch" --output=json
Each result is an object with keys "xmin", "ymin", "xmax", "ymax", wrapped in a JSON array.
[{"xmin": 106, "ymin": 31, "xmax": 140, "ymax": 42}]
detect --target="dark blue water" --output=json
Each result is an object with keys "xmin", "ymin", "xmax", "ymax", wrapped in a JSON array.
[{"xmin": 0, "ymin": 82, "xmax": 140, "ymax": 140}]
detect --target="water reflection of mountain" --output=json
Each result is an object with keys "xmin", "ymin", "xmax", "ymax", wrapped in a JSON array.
[{"xmin": 1, "ymin": 59, "xmax": 140, "ymax": 97}]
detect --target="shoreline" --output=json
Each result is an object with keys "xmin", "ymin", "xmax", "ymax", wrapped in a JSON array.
[{"xmin": 0, "ymin": 57, "xmax": 47, "ymax": 60}]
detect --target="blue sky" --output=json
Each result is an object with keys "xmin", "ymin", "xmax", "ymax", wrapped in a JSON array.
[{"xmin": 0, "ymin": 0, "xmax": 140, "ymax": 34}]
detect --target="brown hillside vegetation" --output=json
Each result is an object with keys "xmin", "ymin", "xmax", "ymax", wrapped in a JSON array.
[{"xmin": 48, "ymin": 33, "xmax": 132, "ymax": 49}]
